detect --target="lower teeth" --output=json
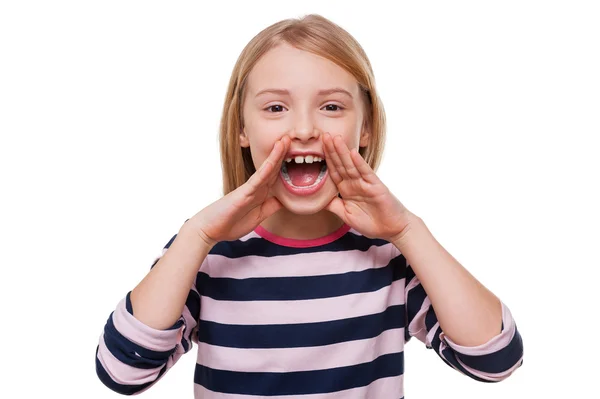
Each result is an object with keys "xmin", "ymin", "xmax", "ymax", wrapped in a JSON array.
[{"xmin": 281, "ymin": 164, "xmax": 327, "ymax": 188}]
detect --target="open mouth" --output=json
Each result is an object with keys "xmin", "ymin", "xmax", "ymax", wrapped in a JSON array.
[{"xmin": 280, "ymin": 157, "xmax": 328, "ymax": 189}]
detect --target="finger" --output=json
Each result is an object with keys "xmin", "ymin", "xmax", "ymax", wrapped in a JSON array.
[
  {"xmin": 267, "ymin": 136, "xmax": 290, "ymax": 186},
  {"xmin": 247, "ymin": 156, "xmax": 274, "ymax": 192},
  {"xmin": 247, "ymin": 136, "xmax": 289, "ymax": 191},
  {"xmin": 322, "ymin": 133, "xmax": 344, "ymax": 185},
  {"xmin": 267, "ymin": 135, "xmax": 289, "ymax": 174},
  {"xmin": 246, "ymin": 142, "xmax": 280, "ymax": 192},
  {"xmin": 333, "ymin": 134, "xmax": 360, "ymax": 179},
  {"xmin": 350, "ymin": 148, "xmax": 378, "ymax": 183}
]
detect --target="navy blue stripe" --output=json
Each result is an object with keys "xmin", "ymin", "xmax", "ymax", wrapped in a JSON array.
[
  {"xmin": 425, "ymin": 305, "xmax": 437, "ymax": 331},
  {"xmin": 405, "ymin": 264, "xmax": 416, "ymax": 286},
  {"xmin": 95, "ymin": 345, "xmax": 167, "ymax": 395},
  {"xmin": 180, "ymin": 290, "xmax": 201, "ymax": 352},
  {"xmin": 197, "ymin": 256, "xmax": 406, "ymax": 301},
  {"xmin": 441, "ymin": 346, "xmax": 493, "ymax": 383},
  {"xmin": 125, "ymin": 292, "xmax": 133, "ymax": 314},
  {"xmin": 209, "ymin": 230, "xmax": 394, "ymax": 258},
  {"xmin": 404, "ymin": 266, "xmax": 427, "ymax": 342},
  {"xmin": 455, "ymin": 326, "xmax": 524, "ymax": 374},
  {"xmin": 198, "ymin": 304, "xmax": 405, "ymax": 348},
  {"xmin": 194, "ymin": 351, "xmax": 404, "ymax": 395},
  {"xmin": 150, "ymin": 257, "xmax": 160, "ymax": 269},
  {"xmin": 429, "ymin": 328, "xmax": 481, "ymax": 381},
  {"xmin": 164, "ymin": 233, "xmax": 177, "ymax": 249},
  {"xmin": 405, "ymin": 281, "xmax": 427, "ymax": 325},
  {"xmin": 403, "ymin": 266, "xmax": 417, "ymax": 342},
  {"xmin": 180, "ymin": 330, "xmax": 189, "ymax": 352},
  {"xmin": 427, "ymin": 326, "xmax": 491, "ymax": 383},
  {"xmin": 103, "ymin": 311, "xmax": 175, "ymax": 369},
  {"xmin": 181, "ymin": 290, "xmax": 201, "ymax": 352},
  {"xmin": 185, "ymin": 289, "xmax": 201, "ymax": 321}
]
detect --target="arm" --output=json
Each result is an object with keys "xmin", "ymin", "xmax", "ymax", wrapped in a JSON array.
[
  {"xmin": 130, "ymin": 222, "xmax": 211, "ymax": 330},
  {"xmin": 95, "ymin": 221, "xmax": 211, "ymax": 395},
  {"xmin": 397, "ymin": 214, "xmax": 523, "ymax": 381}
]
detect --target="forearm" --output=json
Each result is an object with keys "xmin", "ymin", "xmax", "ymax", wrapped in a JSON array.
[
  {"xmin": 394, "ymin": 214, "xmax": 502, "ymax": 347},
  {"xmin": 130, "ymin": 226, "xmax": 212, "ymax": 330}
]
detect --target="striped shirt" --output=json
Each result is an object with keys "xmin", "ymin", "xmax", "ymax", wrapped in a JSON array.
[{"xmin": 96, "ymin": 221, "xmax": 524, "ymax": 398}]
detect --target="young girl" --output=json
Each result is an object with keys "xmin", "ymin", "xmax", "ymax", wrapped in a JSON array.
[{"xmin": 95, "ymin": 14, "xmax": 523, "ymax": 398}]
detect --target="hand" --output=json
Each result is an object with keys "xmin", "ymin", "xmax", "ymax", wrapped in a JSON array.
[
  {"xmin": 184, "ymin": 135, "xmax": 291, "ymax": 247},
  {"xmin": 322, "ymin": 132, "xmax": 415, "ymax": 242}
]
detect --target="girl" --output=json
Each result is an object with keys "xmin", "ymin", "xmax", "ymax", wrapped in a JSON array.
[{"xmin": 96, "ymin": 14, "xmax": 523, "ymax": 398}]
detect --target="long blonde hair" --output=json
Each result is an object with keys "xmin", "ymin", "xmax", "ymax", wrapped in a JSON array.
[{"xmin": 219, "ymin": 14, "xmax": 386, "ymax": 195}]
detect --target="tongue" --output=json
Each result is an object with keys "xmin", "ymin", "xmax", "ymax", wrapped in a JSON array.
[{"xmin": 286, "ymin": 162, "xmax": 322, "ymax": 187}]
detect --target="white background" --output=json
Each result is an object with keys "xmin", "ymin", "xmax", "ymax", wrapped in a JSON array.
[{"xmin": 1, "ymin": 1, "xmax": 598, "ymax": 398}]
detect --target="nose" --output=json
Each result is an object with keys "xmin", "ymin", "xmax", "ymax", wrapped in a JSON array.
[{"xmin": 289, "ymin": 109, "xmax": 320, "ymax": 143}]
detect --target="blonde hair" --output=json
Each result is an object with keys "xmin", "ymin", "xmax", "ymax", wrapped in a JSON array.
[{"xmin": 219, "ymin": 14, "xmax": 386, "ymax": 195}]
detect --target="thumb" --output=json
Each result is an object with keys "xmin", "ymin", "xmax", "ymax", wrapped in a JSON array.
[{"xmin": 325, "ymin": 196, "xmax": 348, "ymax": 224}]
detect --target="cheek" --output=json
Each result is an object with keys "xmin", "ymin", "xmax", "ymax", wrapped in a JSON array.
[
  {"xmin": 246, "ymin": 114, "xmax": 286, "ymax": 140},
  {"xmin": 320, "ymin": 115, "xmax": 361, "ymax": 134},
  {"xmin": 324, "ymin": 126, "xmax": 361, "ymax": 149},
  {"xmin": 246, "ymin": 128, "xmax": 283, "ymax": 166}
]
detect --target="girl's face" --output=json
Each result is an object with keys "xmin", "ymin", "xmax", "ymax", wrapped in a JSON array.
[{"xmin": 240, "ymin": 42, "xmax": 370, "ymax": 215}]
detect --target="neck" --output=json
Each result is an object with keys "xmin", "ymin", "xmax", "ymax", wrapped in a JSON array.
[{"xmin": 259, "ymin": 208, "xmax": 345, "ymax": 240}]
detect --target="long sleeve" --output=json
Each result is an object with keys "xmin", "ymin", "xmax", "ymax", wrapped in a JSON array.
[
  {"xmin": 95, "ymin": 232, "xmax": 201, "ymax": 395},
  {"xmin": 404, "ymin": 262, "xmax": 524, "ymax": 382}
]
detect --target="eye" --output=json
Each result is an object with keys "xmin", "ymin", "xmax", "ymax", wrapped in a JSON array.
[
  {"xmin": 265, "ymin": 104, "xmax": 286, "ymax": 113},
  {"xmin": 322, "ymin": 104, "xmax": 344, "ymax": 112}
]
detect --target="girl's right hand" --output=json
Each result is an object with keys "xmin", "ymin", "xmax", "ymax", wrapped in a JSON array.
[{"xmin": 183, "ymin": 135, "xmax": 291, "ymax": 247}]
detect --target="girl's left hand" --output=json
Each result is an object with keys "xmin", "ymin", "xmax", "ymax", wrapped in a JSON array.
[{"xmin": 322, "ymin": 133, "xmax": 415, "ymax": 242}]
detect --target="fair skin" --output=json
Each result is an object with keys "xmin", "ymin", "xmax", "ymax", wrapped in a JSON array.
[
  {"xmin": 240, "ymin": 42, "xmax": 370, "ymax": 240},
  {"xmin": 238, "ymin": 43, "xmax": 502, "ymax": 347}
]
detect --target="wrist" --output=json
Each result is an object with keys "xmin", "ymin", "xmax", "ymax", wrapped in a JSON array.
[
  {"xmin": 391, "ymin": 212, "xmax": 424, "ymax": 249},
  {"xmin": 178, "ymin": 224, "xmax": 216, "ymax": 252}
]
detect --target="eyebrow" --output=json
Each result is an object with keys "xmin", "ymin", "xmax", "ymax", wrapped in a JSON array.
[{"xmin": 255, "ymin": 87, "xmax": 354, "ymax": 99}]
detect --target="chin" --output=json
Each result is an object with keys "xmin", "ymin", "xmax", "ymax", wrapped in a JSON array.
[
  {"xmin": 279, "ymin": 198, "xmax": 328, "ymax": 215},
  {"xmin": 273, "ymin": 180, "xmax": 338, "ymax": 215}
]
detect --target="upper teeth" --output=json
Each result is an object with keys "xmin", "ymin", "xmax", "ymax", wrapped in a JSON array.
[{"xmin": 285, "ymin": 155, "xmax": 323, "ymax": 164}]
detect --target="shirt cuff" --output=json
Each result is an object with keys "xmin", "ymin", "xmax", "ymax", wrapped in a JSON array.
[{"xmin": 112, "ymin": 294, "xmax": 184, "ymax": 352}]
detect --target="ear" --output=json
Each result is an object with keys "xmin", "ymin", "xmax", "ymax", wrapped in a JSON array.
[
  {"xmin": 240, "ymin": 128, "xmax": 250, "ymax": 148},
  {"xmin": 359, "ymin": 122, "xmax": 370, "ymax": 148}
]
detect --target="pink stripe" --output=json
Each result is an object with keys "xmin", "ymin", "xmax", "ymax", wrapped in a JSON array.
[
  {"xmin": 112, "ymin": 297, "xmax": 182, "ymax": 352},
  {"xmin": 196, "ymin": 327, "xmax": 405, "ymax": 373},
  {"xmin": 436, "ymin": 341, "xmax": 464, "ymax": 376},
  {"xmin": 408, "ymin": 295, "xmax": 432, "ymax": 344},
  {"xmin": 97, "ymin": 332, "xmax": 163, "ymax": 385},
  {"xmin": 202, "ymin": 241, "xmax": 398, "ymax": 279},
  {"xmin": 194, "ymin": 374, "xmax": 403, "ymax": 398},
  {"xmin": 404, "ymin": 274, "xmax": 421, "ymax": 293},
  {"xmin": 253, "ymin": 223, "xmax": 351, "ymax": 248},
  {"xmin": 180, "ymin": 302, "xmax": 198, "ymax": 344},
  {"xmin": 404, "ymin": 274, "xmax": 425, "ymax": 343},
  {"xmin": 200, "ymin": 278, "xmax": 405, "ymax": 325},
  {"xmin": 442, "ymin": 301, "xmax": 516, "ymax": 355}
]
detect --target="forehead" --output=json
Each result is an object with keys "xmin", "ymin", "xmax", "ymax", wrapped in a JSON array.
[{"xmin": 246, "ymin": 43, "xmax": 360, "ymax": 96}]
